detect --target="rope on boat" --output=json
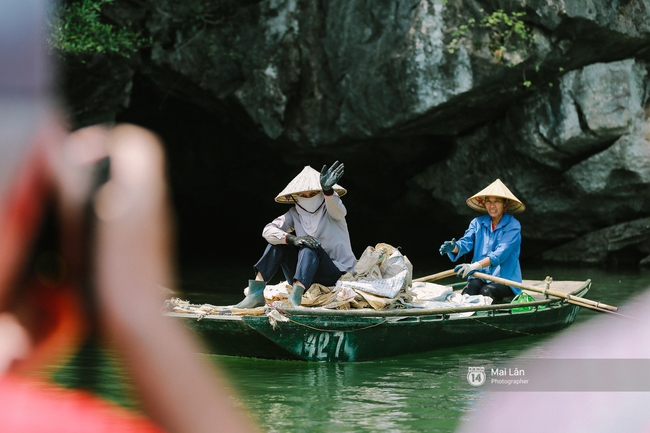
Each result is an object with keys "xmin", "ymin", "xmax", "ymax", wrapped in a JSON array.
[
  {"xmin": 264, "ymin": 304, "xmax": 390, "ymax": 332},
  {"xmin": 283, "ymin": 316, "xmax": 388, "ymax": 333},
  {"xmin": 466, "ymin": 316, "xmax": 535, "ymax": 336},
  {"xmin": 286, "ymin": 317, "xmax": 388, "ymax": 333}
]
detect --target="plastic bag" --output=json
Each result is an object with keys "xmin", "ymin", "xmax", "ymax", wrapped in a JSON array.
[{"xmin": 510, "ymin": 292, "xmax": 536, "ymax": 312}]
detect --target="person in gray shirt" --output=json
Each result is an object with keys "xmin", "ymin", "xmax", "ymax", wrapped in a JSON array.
[{"xmin": 235, "ymin": 161, "xmax": 356, "ymax": 308}]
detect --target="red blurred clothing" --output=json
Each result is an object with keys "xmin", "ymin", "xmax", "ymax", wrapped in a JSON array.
[{"xmin": 0, "ymin": 374, "xmax": 166, "ymax": 433}]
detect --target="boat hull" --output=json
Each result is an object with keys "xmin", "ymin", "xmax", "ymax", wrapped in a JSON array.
[{"xmin": 172, "ymin": 299, "xmax": 584, "ymax": 362}]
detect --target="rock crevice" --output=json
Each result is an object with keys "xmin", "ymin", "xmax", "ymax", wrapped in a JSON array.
[{"xmin": 61, "ymin": 0, "xmax": 650, "ymax": 266}]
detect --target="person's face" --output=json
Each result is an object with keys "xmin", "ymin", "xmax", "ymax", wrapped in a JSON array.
[
  {"xmin": 297, "ymin": 191, "xmax": 319, "ymax": 199},
  {"xmin": 484, "ymin": 196, "xmax": 505, "ymax": 219}
]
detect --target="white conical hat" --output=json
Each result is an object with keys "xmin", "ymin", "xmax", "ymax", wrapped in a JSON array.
[
  {"xmin": 275, "ymin": 166, "xmax": 347, "ymax": 203},
  {"xmin": 466, "ymin": 179, "xmax": 525, "ymax": 214}
]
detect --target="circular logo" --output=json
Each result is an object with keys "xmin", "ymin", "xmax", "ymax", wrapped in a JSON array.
[{"xmin": 467, "ymin": 366, "xmax": 486, "ymax": 387}]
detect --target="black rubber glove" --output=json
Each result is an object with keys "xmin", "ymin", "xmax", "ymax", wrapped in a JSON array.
[
  {"xmin": 286, "ymin": 234, "xmax": 321, "ymax": 249},
  {"xmin": 320, "ymin": 161, "xmax": 344, "ymax": 195}
]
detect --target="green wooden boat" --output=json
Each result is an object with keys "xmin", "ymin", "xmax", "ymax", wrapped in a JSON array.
[{"xmin": 164, "ymin": 279, "xmax": 592, "ymax": 362}]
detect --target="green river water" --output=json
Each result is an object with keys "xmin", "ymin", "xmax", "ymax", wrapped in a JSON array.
[{"xmin": 54, "ymin": 264, "xmax": 650, "ymax": 433}]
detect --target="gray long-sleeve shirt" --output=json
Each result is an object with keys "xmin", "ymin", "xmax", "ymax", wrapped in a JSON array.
[{"xmin": 262, "ymin": 193, "xmax": 356, "ymax": 273}]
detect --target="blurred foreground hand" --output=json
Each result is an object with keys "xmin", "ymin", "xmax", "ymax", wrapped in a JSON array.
[
  {"xmin": 0, "ymin": 123, "xmax": 260, "ymax": 433},
  {"xmin": 0, "ymin": 0, "xmax": 258, "ymax": 429}
]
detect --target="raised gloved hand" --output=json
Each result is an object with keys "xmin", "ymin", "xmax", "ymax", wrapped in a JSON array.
[
  {"xmin": 320, "ymin": 161, "xmax": 344, "ymax": 195},
  {"xmin": 439, "ymin": 238, "xmax": 457, "ymax": 255},
  {"xmin": 287, "ymin": 234, "xmax": 321, "ymax": 249},
  {"xmin": 455, "ymin": 262, "xmax": 482, "ymax": 279}
]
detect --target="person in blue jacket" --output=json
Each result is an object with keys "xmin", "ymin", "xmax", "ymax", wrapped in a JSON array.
[{"xmin": 439, "ymin": 179, "xmax": 526, "ymax": 303}]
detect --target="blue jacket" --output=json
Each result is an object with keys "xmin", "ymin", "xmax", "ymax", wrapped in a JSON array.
[{"xmin": 447, "ymin": 213, "xmax": 522, "ymax": 295}]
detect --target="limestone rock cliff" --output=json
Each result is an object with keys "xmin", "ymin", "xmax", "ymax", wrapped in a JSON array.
[{"xmin": 60, "ymin": 0, "xmax": 650, "ymax": 267}]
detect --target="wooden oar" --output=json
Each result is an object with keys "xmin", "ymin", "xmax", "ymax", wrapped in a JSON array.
[
  {"xmin": 472, "ymin": 271, "xmax": 619, "ymax": 313},
  {"xmin": 413, "ymin": 269, "xmax": 456, "ymax": 283}
]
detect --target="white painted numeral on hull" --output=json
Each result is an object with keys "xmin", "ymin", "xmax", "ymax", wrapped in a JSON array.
[{"xmin": 304, "ymin": 331, "xmax": 345, "ymax": 360}]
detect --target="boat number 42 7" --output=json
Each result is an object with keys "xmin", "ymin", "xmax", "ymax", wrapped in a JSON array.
[{"xmin": 303, "ymin": 331, "xmax": 346, "ymax": 360}]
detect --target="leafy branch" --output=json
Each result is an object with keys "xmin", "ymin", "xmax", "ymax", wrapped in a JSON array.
[
  {"xmin": 448, "ymin": 9, "xmax": 535, "ymax": 66},
  {"xmin": 47, "ymin": 0, "xmax": 150, "ymax": 58}
]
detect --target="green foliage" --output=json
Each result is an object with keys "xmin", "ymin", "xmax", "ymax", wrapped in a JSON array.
[
  {"xmin": 447, "ymin": 9, "xmax": 535, "ymax": 66},
  {"xmin": 524, "ymin": 64, "xmax": 566, "ymax": 89},
  {"xmin": 48, "ymin": 0, "xmax": 149, "ymax": 58},
  {"xmin": 482, "ymin": 10, "xmax": 534, "ymax": 62}
]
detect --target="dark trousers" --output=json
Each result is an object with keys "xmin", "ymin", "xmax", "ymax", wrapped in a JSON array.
[
  {"xmin": 254, "ymin": 243, "xmax": 343, "ymax": 289},
  {"xmin": 462, "ymin": 278, "xmax": 514, "ymax": 304}
]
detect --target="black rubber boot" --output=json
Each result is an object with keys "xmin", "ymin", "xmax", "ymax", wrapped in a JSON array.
[
  {"xmin": 234, "ymin": 280, "xmax": 266, "ymax": 308},
  {"xmin": 288, "ymin": 283, "xmax": 305, "ymax": 307}
]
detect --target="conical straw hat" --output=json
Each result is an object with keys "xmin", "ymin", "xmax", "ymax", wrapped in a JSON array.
[
  {"xmin": 275, "ymin": 166, "xmax": 347, "ymax": 203},
  {"xmin": 466, "ymin": 179, "xmax": 525, "ymax": 213}
]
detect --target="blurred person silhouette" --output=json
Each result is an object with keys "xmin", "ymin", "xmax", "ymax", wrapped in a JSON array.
[
  {"xmin": 456, "ymin": 289, "xmax": 650, "ymax": 433},
  {"xmin": 0, "ymin": 0, "xmax": 258, "ymax": 431}
]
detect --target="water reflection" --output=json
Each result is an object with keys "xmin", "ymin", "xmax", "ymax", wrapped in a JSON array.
[
  {"xmin": 54, "ymin": 265, "xmax": 650, "ymax": 432},
  {"xmin": 213, "ymin": 332, "xmax": 557, "ymax": 432}
]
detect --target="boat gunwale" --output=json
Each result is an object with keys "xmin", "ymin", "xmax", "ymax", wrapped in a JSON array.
[{"xmin": 164, "ymin": 279, "xmax": 591, "ymax": 320}]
